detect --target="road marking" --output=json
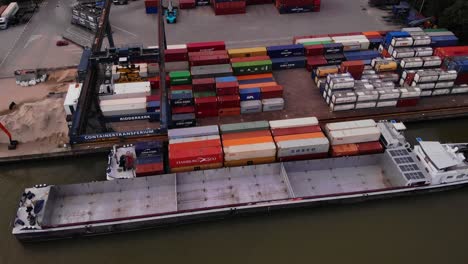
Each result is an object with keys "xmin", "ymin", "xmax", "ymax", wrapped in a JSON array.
[
  {"xmin": 111, "ymin": 24, "xmax": 137, "ymax": 37},
  {"xmin": 23, "ymin": 34, "xmax": 43, "ymax": 49}
]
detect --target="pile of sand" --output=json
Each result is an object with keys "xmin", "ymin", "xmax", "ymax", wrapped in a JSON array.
[
  {"xmin": 47, "ymin": 68, "xmax": 77, "ymax": 83},
  {"xmin": 0, "ymin": 98, "xmax": 69, "ymax": 145}
]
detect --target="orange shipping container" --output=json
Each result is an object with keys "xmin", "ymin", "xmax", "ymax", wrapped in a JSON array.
[
  {"xmin": 274, "ymin": 132, "xmax": 326, "ymax": 142},
  {"xmin": 170, "ymin": 139, "xmax": 221, "ymax": 151},
  {"xmin": 224, "ymin": 156, "xmax": 276, "ymax": 167},
  {"xmin": 331, "ymin": 144, "xmax": 359, "ymax": 157},
  {"xmin": 222, "ymin": 130, "xmax": 271, "ymax": 141},
  {"xmin": 170, "ymin": 162, "xmax": 223, "ymax": 173},
  {"xmin": 223, "ymin": 136, "xmax": 273, "ymax": 147},
  {"xmin": 239, "ymin": 82, "xmax": 277, "ymax": 89},
  {"xmin": 362, "ymin": 31, "xmax": 381, "ymax": 38},
  {"xmin": 236, "ymin": 73, "xmax": 273, "ymax": 81},
  {"xmin": 218, "ymin": 107, "xmax": 241, "ymax": 116}
]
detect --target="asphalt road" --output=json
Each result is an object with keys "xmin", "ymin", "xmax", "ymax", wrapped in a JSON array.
[{"xmin": 0, "ymin": 0, "xmax": 398, "ymax": 76}]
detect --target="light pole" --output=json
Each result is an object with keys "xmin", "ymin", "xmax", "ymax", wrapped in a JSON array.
[{"xmin": 419, "ymin": 0, "xmax": 426, "ymax": 13}]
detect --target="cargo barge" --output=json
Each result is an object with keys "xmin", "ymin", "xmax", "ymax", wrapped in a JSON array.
[{"xmin": 12, "ymin": 121, "xmax": 468, "ymax": 241}]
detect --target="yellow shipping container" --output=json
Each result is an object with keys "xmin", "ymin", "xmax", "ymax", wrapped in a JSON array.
[
  {"xmin": 170, "ymin": 162, "xmax": 223, "ymax": 173},
  {"xmin": 375, "ymin": 61, "xmax": 397, "ymax": 72},
  {"xmin": 228, "ymin": 47, "xmax": 267, "ymax": 58},
  {"xmin": 224, "ymin": 156, "xmax": 276, "ymax": 167}
]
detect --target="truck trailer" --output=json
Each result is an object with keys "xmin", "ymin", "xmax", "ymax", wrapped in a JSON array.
[{"xmin": 0, "ymin": 2, "xmax": 19, "ymax": 30}]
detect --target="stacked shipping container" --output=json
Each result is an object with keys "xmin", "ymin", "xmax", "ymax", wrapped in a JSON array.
[
  {"xmin": 134, "ymin": 141, "xmax": 165, "ymax": 176},
  {"xmin": 169, "ymin": 70, "xmax": 197, "ymax": 128}
]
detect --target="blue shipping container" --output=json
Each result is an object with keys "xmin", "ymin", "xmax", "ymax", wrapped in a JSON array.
[
  {"xmin": 266, "ymin": 44, "xmax": 304, "ymax": 58},
  {"xmin": 324, "ymin": 53, "xmax": 345, "ymax": 65},
  {"xmin": 430, "ymin": 35, "xmax": 459, "ymax": 47},
  {"xmin": 238, "ymin": 78, "xmax": 275, "ymax": 85},
  {"xmin": 170, "ymin": 90, "xmax": 193, "ymax": 100},
  {"xmin": 215, "ymin": 76, "xmax": 237, "ymax": 83},
  {"xmin": 146, "ymin": 101, "xmax": 161, "ymax": 108},
  {"xmin": 344, "ymin": 50, "xmax": 380, "ymax": 61},
  {"xmin": 323, "ymin": 43, "xmax": 343, "ymax": 54},
  {"xmin": 384, "ymin": 31, "xmax": 410, "ymax": 45},
  {"xmin": 104, "ymin": 112, "xmax": 160, "ymax": 123},
  {"xmin": 271, "ymin": 56, "xmax": 306, "ymax": 70},
  {"xmin": 146, "ymin": 7, "xmax": 158, "ymax": 14},
  {"xmin": 137, "ymin": 155, "xmax": 163, "ymax": 165},
  {"xmin": 239, "ymin": 88, "xmax": 261, "ymax": 101},
  {"xmin": 171, "ymin": 98, "xmax": 194, "ymax": 107},
  {"xmin": 368, "ymin": 38, "xmax": 383, "ymax": 50}
]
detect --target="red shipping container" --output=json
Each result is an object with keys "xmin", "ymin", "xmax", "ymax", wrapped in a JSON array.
[
  {"xmin": 179, "ymin": 0, "xmax": 196, "ymax": 9},
  {"xmin": 169, "ymin": 146, "xmax": 223, "ymax": 168},
  {"xmin": 148, "ymin": 76, "xmax": 170, "ymax": 89},
  {"xmin": 170, "ymin": 84, "xmax": 193, "ymax": 92},
  {"xmin": 136, "ymin": 162, "xmax": 164, "ymax": 177},
  {"xmin": 402, "ymin": 71, "xmax": 416, "ymax": 86},
  {"xmin": 218, "ymin": 107, "xmax": 241, "ymax": 116},
  {"xmin": 188, "ymin": 50, "xmax": 228, "ymax": 58},
  {"xmin": 195, "ymin": 96, "xmax": 218, "ymax": 109},
  {"xmin": 144, "ymin": 0, "xmax": 159, "ymax": 7},
  {"xmin": 196, "ymin": 108, "xmax": 219, "ymax": 118},
  {"xmin": 214, "ymin": 8, "xmax": 246, "ymax": 15},
  {"xmin": 331, "ymin": 144, "xmax": 359, "ymax": 157},
  {"xmin": 260, "ymin": 85, "xmax": 283, "ymax": 99},
  {"xmin": 217, "ymin": 95, "xmax": 240, "ymax": 108},
  {"xmin": 305, "ymin": 44, "xmax": 324, "ymax": 56},
  {"xmin": 222, "ymin": 130, "xmax": 271, "ymax": 140},
  {"xmin": 313, "ymin": 5, "xmax": 320, "ymax": 11},
  {"xmin": 396, "ymin": 98, "xmax": 419, "ymax": 107},
  {"xmin": 186, "ymin": 41, "xmax": 226, "ymax": 52},
  {"xmin": 230, "ymin": 56, "xmax": 271, "ymax": 63},
  {"xmin": 190, "ymin": 55, "xmax": 230, "ymax": 66},
  {"xmin": 356, "ymin": 141, "xmax": 384, "ymax": 155},
  {"xmin": 271, "ymin": 125, "xmax": 322, "ymax": 137},
  {"xmin": 216, "ymin": 81, "xmax": 239, "ymax": 95},
  {"xmin": 278, "ymin": 152, "xmax": 328, "ymax": 162},
  {"xmin": 455, "ymin": 72, "xmax": 468, "ymax": 85},
  {"xmin": 146, "ymin": 95, "xmax": 161, "ymax": 102},
  {"xmin": 172, "ymin": 106, "xmax": 195, "ymax": 114},
  {"xmin": 306, "ymin": 56, "xmax": 327, "ymax": 71},
  {"xmin": 434, "ymin": 46, "xmax": 468, "ymax": 59},
  {"xmin": 277, "ymin": 0, "xmax": 313, "ymax": 7},
  {"xmin": 381, "ymin": 48, "xmax": 391, "ymax": 58},
  {"xmin": 165, "ymin": 48, "xmax": 188, "ymax": 62},
  {"xmin": 193, "ymin": 78, "xmax": 216, "ymax": 92}
]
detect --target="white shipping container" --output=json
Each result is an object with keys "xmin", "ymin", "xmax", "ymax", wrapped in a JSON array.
[
  {"xmin": 392, "ymin": 48, "xmax": 415, "ymax": 59},
  {"xmin": 415, "ymin": 82, "xmax": 436, "ymax": 89},
  {"xmin": 402, "ymin": 27, "xmax": 424, "ymax": 32},
  {"xmin": 330, "ymin": 103, "xmax": 355, "ymax": 111},
  {"xmin": 169, "ymin": 135, "xmax": 220, "ymax": 145},
  {"xmin": 100, "ymin": 97, "xmax": 147, "ymax": 112},
  {"xmin": 326, "ymin": 73, "xmax": 351, "ymax": 83},
  {"xmin": 269, "ymin": 117, "xmax": 318, "ymax": 129},
  {"xmin": 391, "ymin": 37, "xmax": 414, "ymax": 47},
  {"xmin": 414, "ymin": 47, "xmax": 433, "ymax": 57},
  {"xmin": 377, "ymin": 89, "xmax": 400, "ymax": 100},
  {"xmin": 356, "ymin": 90, "xmax": 379, "ymax": 102},
  {"xmin": 276, "ymin": 137, "xmax": 330, "ymax": 157},
  {"xmin": 376, "ymin": 100, "xmax": 398, "ymax": 107},
  {"xmin": 113, "ymin": 82, "xmax": 151, "ymax": 95},
  {"xmin": 401, "ymin": 57, "xmax": 423, "ymax": 68},
  {"xmin": 325, "ymin": 119, "xmax": 376, "ymax": 132},
  {"xmin": 331, "ymin": 92, "xmax": 357, "ymax": 104},
  {"xmin": 101, "ymin": 108, "xmax": 148, "ymax": 117},
  {"xmin": 224, "ymin": 142, "xmax": 277, "ymax": 161},
  {"xmin": 362, "ymin": 70, "xmax": 376, "ymax": 75},
  {"xmin": 451, "ymin": 86, "xmax": 468, "ymax": 94},
  {"xmin": 413, "ymin": 36, "xmax": 432, "ymax": 46},
  {"xmin": 355, "ymin": 101, "xmax": 377, "ymax": 109},
  {"xmin": 435, "ymin": 81, "xmax": 454, "ymax": 89},
  {"xmin": 328, "ymin": 127, "xmax": 381, "ymax": 145},
  {"xmin": 399, "ymin": 87, "xmax": 421, "ymax": 98},
  {"xmin": 420, "ymin": 90, "xmax": 433, "ymax": 96},
  {"xmin": 414, "ymin": 71, "xmax": 439, "ymax": 83},
  {"xmin": 295, "ymin": 37, "xmax": 333, "ymax": 44},
  {"xmin": 422, "ymin": 56, "xmax": 442, "ymax": 67},
  {"xmin": 432, "ymin": 89, "xmax": 451, "ymax": 96},
  {"xmin": 167, "ymin": 44, "xmax": 187, "ymax": 50},
  {"xmin": 99, "ymin": 92, "xmax": 149, "ymax": 101},
  {"xmin": 64, "ymin": 83, "xmax": 83, "ymax": 116},
  {"xmin": 168, "ymin": 125, "xmax": 219, "ymax": 140},
  {"xmin": 340, "ymin": 41, "xmax": 362, "ymax": 51},
  {"xmin": 262, "ymin": 98, "xmax": 285, "ymax": 112},
  {"xmin": 438, "ymin": 71, "xmax": 457, "ymax": 81},
  {"xmin": 329, "ymin": 78, "xmax": 355, "ymax": 90},
  {"xmin": 240, "ymin": 100, "xmax": 262, "ymax": 114}
]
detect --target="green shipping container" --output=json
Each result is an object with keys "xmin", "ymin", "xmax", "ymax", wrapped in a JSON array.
[
  {"xmin": 169, "ymin": 71, "xmax": 192, "ymax": 85},
  {"xmin": 220, "ymin": 120, "xmax": 270, "ymax": 134},
  {"xmin": 194, "ymin": 91, "xmax": 217, "ymax": 98},
  {"xmin": 231, "ymin": 60, "xmax": 272, "ymax": 75},
  {"xmin": 302, "ymin": 40, "xmax": 333, "ymax": 46}
]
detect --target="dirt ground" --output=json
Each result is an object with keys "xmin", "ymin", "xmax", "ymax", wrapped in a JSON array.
[{"xmin": 0, "ymin": 69, "xmax": 76, "ymax": 158}]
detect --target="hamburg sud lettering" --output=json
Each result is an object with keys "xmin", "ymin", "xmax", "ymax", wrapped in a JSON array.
[{"xmin": 176, "ymin": 156, "xmax": 219, "ymax": 166}]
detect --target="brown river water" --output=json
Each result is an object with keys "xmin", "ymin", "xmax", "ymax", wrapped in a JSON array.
[{"xmin": 1, "ymin": 118, "xmax": 468, "ymax": 264}]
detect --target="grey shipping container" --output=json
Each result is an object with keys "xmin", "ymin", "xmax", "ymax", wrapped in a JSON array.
[
  {"xmin": 191, "ymin": 64, "xmax": 233, "ymax": 79},
  {"xmin": 240, "ymin": 100, "xmax": 262, "ymax": 114},
  {"xmin": 262, "ymin": 98, "xmax": 284, "ymax": 112},
  {"xmin": 220, "ymin": 120, "xmax": 269, "ymax": 134}
]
